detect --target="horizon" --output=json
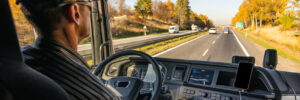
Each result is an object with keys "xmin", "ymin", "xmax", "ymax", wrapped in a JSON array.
[{"xmin": 119, "ymin": 0, "xmax": 243, "ymax": 25}]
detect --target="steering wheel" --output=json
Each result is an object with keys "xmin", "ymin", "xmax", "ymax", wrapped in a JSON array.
[{"xmin": 94, "ymin": 50, "xmax": 162, "ymax": 100}]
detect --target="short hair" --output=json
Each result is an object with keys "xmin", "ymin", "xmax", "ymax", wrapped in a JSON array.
[{"xmin": 20, "ymin": 2, "xmax": 68, "ymax": 37}]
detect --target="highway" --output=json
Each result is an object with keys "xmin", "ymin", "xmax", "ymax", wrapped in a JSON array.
[
  {"xmin": 78, "ymin": 30, "xmax": 198, "ymax": 58},
  {"xmin": 154, "ymin": 30, "xmax": 247, "ymax": 63},
  {"xmin": 153, "ymin": 29, "xmax": 300, "ymax": 72}
]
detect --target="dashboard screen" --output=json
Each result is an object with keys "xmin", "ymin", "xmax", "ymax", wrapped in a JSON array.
[{"xmin": 189, "ymin": 68, "xmax": 215, "ymax": 85}]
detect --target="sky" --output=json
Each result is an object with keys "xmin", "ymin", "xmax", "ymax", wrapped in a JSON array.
[{"xmin": 124, "ymin": 0, "xmax": 243, "ymax": 25}]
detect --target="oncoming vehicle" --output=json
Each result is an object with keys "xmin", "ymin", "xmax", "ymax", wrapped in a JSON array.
[
  {"xmin": 191, "ymin": 24, "xmax": 200, "ymax": 31},
  {"xmin": 1, "ymin": 0, "xmax": 300, "ymax": 100},
  {"xmin": 209, "ymin": 28, "xmax": 217, "ymax": 34},
  {"xmin": 169, "ymin": 25, "xmax": 179, "ymax": 34}
]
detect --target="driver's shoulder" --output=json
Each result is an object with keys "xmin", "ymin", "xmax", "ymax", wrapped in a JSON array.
[{"xmin": 22, "ymin": 46, "xmax": 41, "ymax": 61}]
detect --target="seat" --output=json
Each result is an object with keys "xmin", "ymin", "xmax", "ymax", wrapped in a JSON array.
[{"xmin": 0, "ymin": 0, "xmax": 70, "ymax": 100}]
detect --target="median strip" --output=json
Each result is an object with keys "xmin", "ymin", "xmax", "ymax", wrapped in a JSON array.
[
  {"xmin": 134, "ymin": 32, "xmax": 207, "ymax": 56},
  {"xmin": 86, "ymin": 32, "xmax": 207, "ymax": 65}
]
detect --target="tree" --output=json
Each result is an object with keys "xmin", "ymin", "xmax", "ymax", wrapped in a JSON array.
[
  {"xmin": 107, "ymin": 2, "xmax": 117, "ymax": 18},
  {"xmin": 134, "ymin": 0, "xmax": 152, "ymax": 23},
  {"xmin": 175, "ymin": 0, "xmax": 190, "ymax": 29},
  {"xmin": 232, "ymin": 0, "xmax": 289, "ymax": 28},
  {"xmin": 165, "ymin": 0, "xmax": 176, "ymax": 22},
  {"xmin": 118, "ymin": 0, "xmax": 125, "ymax": 14},
  {"xmin": 152, "ymin": 1, "xmax": 168, "ymax": 20},
  {"xmin": 134, "ymin": 0, "xmax": 152, "ymax": 35},
  {"xmin": 279, "ymin": 10, "xmax": 296, "ymax": 30}
]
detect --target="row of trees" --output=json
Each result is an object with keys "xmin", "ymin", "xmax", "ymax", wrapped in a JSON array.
[
  {"xmin": 140, "ymin": 0, "xmax": 214, "ymax": 29},
  {"xmin": 108, "ymin": 0, "xmax": 214, "ymax": 30},
  {"xmin": 232, "ymin": 0, "xmax": 298, "ymax": 29}
]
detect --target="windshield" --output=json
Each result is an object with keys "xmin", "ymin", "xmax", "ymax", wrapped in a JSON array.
[{"xmin": 10, "ymin": 0, "xmax": 300, "ymax": 73}]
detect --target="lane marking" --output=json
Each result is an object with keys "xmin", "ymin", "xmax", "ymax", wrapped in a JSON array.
[
  {"xmin": 216, "ymin": 35, "xmax": 220, "ymax": 39},
  {"xmin": 231, "ymin": 31, "xmax": 250, "ymax": 56},
  {"xmin": 212, "ymin": 40, "xmax": 216, "ymax": 44},
  {"xmin": 153, "ymin": 34, "xmax": 209, "ymax": 57},
  {"xmin": 202, "ymin": 49, "xmax": 209, "ymax": 56}
]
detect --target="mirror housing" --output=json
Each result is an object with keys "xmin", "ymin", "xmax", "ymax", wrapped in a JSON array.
[
  {"xmin": 232, "ymin": 56, "xmax": 255, "ymax": 64},
  {"xmin": 263, "ymin": 49, "xmax": 277, "ymax": 69}
]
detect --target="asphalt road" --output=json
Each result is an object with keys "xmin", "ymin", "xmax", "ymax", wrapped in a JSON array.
[
  {"xmin": 154, "ymin": 30, "xmax": 247, "ymax": 63},
  {"xmin": 153, "ymin": 29, "xmax": 300, "ymax": 72},
  {"xmin": 78, "ymin": 30, "xmax": 197, "ymax": 59}
]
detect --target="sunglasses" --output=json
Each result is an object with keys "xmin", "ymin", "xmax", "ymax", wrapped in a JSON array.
[{"xmin": 58, "ymin": 1, "xmax": 93, "ymax": 9}]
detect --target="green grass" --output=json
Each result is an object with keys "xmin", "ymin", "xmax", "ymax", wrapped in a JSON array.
[
  {"xmin": 236, "ymin": 30, "xmax": 300, "ymax": 63},
  {"xmin": 112, "ymin": 30, "xmax": 168, "ymax": 40},
  {"xmin": 134, "ymin": 31, "xmax": 207, "ymax": 56},
  {"xmin": 86, "ymin": 31, "xmax": 207, "ymax": 65}
]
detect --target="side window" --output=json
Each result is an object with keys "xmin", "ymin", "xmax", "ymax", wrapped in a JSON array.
[
  {"xmin": 9, "ymin": 0, "xmax": 36, "ymax": 46},
  {"xmin": 9, "ymin": 0, "xmax": 93, "ymax": 66}
]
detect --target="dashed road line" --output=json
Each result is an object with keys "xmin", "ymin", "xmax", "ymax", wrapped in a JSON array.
[
  {"xmin": 212, "ymin": 40, "xmax": 216, "ymax": 44},
  {"xmin": 153, "ymin": 34, "xmax": 209, "ymax": 57},
  {"xmin": 202, "ymin": 49, "xmax": 209, "ymax": 56}
]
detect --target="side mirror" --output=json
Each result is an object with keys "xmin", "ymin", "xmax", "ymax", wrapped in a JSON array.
[
  {"xmin": 232, "ymin": 56, "xmax": 255, "ymax": 64},
  {"xmin": 263, "ymin": 49, "xmax": 277, "ymax": 69}
]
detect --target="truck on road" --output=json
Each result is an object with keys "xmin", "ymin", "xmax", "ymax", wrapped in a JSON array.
[{"xmin": 169, "ymin": 25, "xmax": 179, "ymax": 34}]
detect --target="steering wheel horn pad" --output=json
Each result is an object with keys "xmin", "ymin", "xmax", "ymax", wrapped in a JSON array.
[{"xmin": 106, "ymin": 76, "xmax": 143, "ymax": 100}]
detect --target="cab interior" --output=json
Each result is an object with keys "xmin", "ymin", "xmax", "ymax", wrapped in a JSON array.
[{"xmin": 1, "ymin": 0, "xmax": 300, "ymax": 100}]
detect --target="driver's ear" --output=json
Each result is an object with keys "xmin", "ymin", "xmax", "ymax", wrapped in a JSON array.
[{"xmin": 66, "ymin": 4, "xmax": 80, "ymax": 25}]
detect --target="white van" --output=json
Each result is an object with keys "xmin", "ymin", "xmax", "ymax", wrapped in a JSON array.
[
  {"xmin": 191, "ymin": 24, "xmax": 200, "ymax": 31},
  {"xmin": 169, "ymin": 25, "xmax": 179, "ymax": 34}
]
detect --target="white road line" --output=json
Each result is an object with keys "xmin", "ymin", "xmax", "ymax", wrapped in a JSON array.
[
  {"xmin": 212, "ymin": 40, "xmax": 216, "ymax": 44},
  {"xmin": 202, "ymin": 49, "xmax": 209, "ymax": 56},
  {"xmin": 217, "ymin": 35, "xmax": 220, "ymax": 39},
  {"xmin": 231, "ymin": 31, "xmax": 250, "ymax": 56},
  {"xmin": 153, "ymin": 34, "xmax": 208, "ymax": 57}
]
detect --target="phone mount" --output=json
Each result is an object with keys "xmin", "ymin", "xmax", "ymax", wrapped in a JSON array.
[
  {"xmin": 232, "ymin": 56, "xmax": 255, "ymax": 64},
  {"xmin": 263, "ymin": 49, "xmax": 277, "ymax": 69}
]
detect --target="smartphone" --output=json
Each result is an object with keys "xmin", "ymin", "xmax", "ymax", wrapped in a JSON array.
[{"xmin": 234, "ymin": 62, "xmax": 254, "ymax": 90}]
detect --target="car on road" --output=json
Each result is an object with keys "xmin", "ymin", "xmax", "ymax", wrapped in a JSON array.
[
  {"xmin": 223, "ymin": 27, "xmax": 229, "ymax": 34},
  {"xmin": 209, "ymin": 28, "xmax": 217, "ymax": 34},
  {"xmin": 169, "ymin": 25, "xmax": 179, "ymax": 34}
]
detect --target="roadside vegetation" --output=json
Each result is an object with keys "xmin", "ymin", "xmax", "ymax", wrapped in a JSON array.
[
  {"xmin": 107, "ymin": 0, "xmax": 214, "ymax": 37},
  {"xmin": 10, "ymin": 0, "xmax": 214, "ymax": 46},
  {"xmin": 134, "ymin": 31, "xmax": 207, "ymax": 56},
  {"xmin": 232, "ymin": 0, "xmax": 300, "ymax": 64},
  {"xmin": 87, "ymin": 31, "xmax": 207, "ymax": 65},
  {"xmin": 236, "ymin": 29, "xmax": 300, "ymax": 63},
  {"xmin": 9, "ymin": 0, "xmax": 36, "ymax": 46}
]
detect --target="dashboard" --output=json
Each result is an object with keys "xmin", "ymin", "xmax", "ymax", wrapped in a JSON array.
[{"xmin": 100, "ymin": 57, "xmax": 300, "ymax": 100}]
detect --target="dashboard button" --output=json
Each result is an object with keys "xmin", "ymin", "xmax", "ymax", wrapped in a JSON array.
[
  {"xmin": 167, "ymin": 76, "xmax": 171, "ymax": 80},
  {"xmin": 203, "ymin": 93, "xmax": 208, "ymax": 98},
  {"xmin": 225, "ymin": 97, "xmax": 231, "ymax": 100},
  {"xmin": 190, "ymin": 90, "xmax": 195, "ymax": 94},
  {"xmin": 221, "ymin": 96, "xmax": 226, "ymax": 100}
]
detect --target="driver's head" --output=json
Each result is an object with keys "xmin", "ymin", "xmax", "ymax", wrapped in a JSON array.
[{"xmin": 17, "ymin": 0, "xmax": 92, "ymax": 49}]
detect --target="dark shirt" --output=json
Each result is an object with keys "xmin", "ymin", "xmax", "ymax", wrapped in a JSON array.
[{"xmin": 22, "ymin": 38, "xmax": 118, "ymax": 100}]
